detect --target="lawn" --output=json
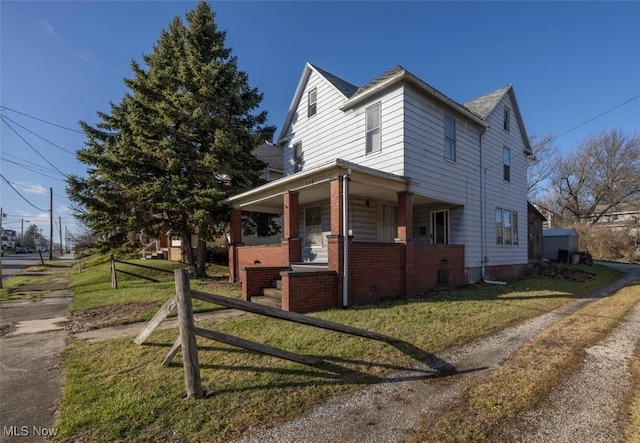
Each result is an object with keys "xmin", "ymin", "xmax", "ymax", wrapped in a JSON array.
[{"xmin": 53, "ymin": 263, "xmax": 622, "ymax": 442}]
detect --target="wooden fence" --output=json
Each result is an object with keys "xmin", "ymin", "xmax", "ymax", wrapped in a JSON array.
[
  {"xmin": 109, "ymin": 254, "xmax": 173, "ymax": 288},
  {"xmin": 137, "ymin": 269, "xmax": 400, "ymax": 398}
]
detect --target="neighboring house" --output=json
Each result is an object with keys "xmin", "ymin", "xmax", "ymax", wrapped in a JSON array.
[
  {"xmin": 2, "ymin": 229, "xmax": 17, "ymax": 249},
  {"xmin": 226, "ymin": 63, "xmax": 533, "ymax": 312},
  {"xmin": 528, "ymin": 202, "xmax": 546, "ymax": 262},
  {"xmin": 590, "ymin": 203, "xmax": 640, "ymax": 246}
]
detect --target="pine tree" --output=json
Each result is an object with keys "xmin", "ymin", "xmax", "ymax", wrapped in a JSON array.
[{"xmin": 67, "ymin": 1, "xmax": 274, "ymax": 276}]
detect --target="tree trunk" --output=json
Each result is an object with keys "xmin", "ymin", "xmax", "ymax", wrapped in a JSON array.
[
  {"xmin": 182, "ymin": 232, "xmax": 197, "ymax": 277},
  {"xmin": 196, "ymin": 235, "xmax": 206, "ymax": 277}
]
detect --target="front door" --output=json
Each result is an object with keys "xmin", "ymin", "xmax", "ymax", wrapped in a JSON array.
[{"xmin": 431, "ymin": 210, "xmax": 450, "ymax": 244}]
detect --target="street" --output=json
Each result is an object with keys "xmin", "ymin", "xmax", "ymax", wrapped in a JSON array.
[{"xmin": 1, "ymin": 252, "xmax": 50, "ymax": 281}]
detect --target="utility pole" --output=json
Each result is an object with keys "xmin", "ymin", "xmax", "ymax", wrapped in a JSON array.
[
  {"xmin": 59, "ymin": 216, "xmax": 63, "ymax": 257},
  {"xmin": 49, "ymin": 187, "xmax": 53, "ymax": 261}
]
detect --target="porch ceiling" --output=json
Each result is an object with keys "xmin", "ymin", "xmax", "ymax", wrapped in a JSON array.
[{"xmin": 226, "ymin": 159, "xmax": 440, "ymax": 214}]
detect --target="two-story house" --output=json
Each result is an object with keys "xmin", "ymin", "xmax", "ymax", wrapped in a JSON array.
[{"xmin": 226, "ymin": 63, "xmax": 532, "ymax": 312}]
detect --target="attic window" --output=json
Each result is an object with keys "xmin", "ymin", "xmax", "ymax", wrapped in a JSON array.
[
  {"xmin": 293, "ymin": 142, "xmax": 303, "ymax": 172},
  {"xmin": 503, "ymin": 107, "xmax": 510, "ymax": 131},
  {"xmin": 308, "ymin": 88, "xmax": 317, "ymax": 117}
]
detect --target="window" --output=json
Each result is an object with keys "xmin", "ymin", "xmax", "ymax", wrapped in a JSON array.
[
  {"xmin": 503, "ymin": 147, "xmax": 511, "ymax": 182},
  {"xmin": 304, "ymin": 207, "xmax": 322, "ymax": 246},
  {"xmin": 444, "ymin": 116, "xmax": 456, "ymax": 161},
  {"xmin": 496, "ymin": 208, "xmax": 518, "ymax": 246},
  {"xmin": 365, "ymin": 102, "xmax": 381, "ymax": 154},
  {"xmin": 308, "ymin": 88, "xmax": 317, "ymax": 117},
  {"xmin": 377, "ymin": 203, "xmax": 397, "ymax": 243},
  {"xmin": 431, "ymin": 210, "xmax": 450, "ymax": 244},
  {"xmin": 293, "ymin": 142, "xmax": 303, "ymax": 173},
  {"xmin": 503, "ymin": 107, "xmax": 510, "ymax": 131}
]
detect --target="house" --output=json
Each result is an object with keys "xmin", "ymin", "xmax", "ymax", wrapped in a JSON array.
[
  {"xmin": 226, "ymin": 63, "xmax": 533, "ymax": 312},
  {"xmin": 528, "ymin": 202, "xmax": 546, "ymax": 262}
]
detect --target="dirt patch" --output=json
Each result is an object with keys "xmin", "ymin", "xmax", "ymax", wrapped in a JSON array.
[
  {"xmin": 530, "ymin": 263, "xmax": 596, "ymax": 282},
  {"xmin": 67, "ymin": 301, "xmax": 162, "ymax": 332}
]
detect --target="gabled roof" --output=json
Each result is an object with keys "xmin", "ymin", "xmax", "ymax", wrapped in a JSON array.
[
  {"xmin": 310, "ymin": 64, "xmax": 358, "ymax": 98},
  {"xmin": 463, "ymin": 84, "xmax": 511, "ymax": 119},
  {"xmin": 340, "ymin": 65, "xmax": 486, "ymax": 128},
  {"xmin": 277, "ymin": 63, "xmax": 357, "ymax": 143},
  {"xmin": 464, "ymin": 84, "xmax": 533, "ymax": 154}
]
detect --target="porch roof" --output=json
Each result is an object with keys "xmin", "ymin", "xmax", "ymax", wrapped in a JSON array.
[{"xmin": 225, "ymin": 159, "xmax": 431, "ymax": 214}]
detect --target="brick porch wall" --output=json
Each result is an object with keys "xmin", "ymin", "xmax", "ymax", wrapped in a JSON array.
[
  {"xmin": 349, "ymin": 242, "xmax": 406, "ymax": 305},
  {"xmin": 281, "ymin": 271, "xmax": 339, "ymax": 313},
  {"xmin": 407, "ymin": 244, "xmax": 465, "ymax": 293}
]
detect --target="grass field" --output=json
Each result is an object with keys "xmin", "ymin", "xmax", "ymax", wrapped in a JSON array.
[{"xmin": 51, "ymin": 262, "xmax": 625, "ymax": 442}]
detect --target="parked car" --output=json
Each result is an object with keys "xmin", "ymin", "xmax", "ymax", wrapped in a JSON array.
[{"xmin": 15, "ymin": 246, "xmax": 28, "ymax": 253}]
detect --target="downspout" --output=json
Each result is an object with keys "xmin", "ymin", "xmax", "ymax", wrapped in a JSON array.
[
  {"xmin": 479, "ymin": 127, "xmax": 487, "ymax": 280},
  {"xmin": 342, "ymin": 171, "xmax": 350, "ymax": 308}
]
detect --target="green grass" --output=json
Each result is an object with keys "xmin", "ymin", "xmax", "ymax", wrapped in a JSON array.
[
  {"xmin": 54, "ymin": 264, "xmax": 621, "ymax": 442},
  {"xmin": 69, "ymin": 259, "xmax": 240, "ymax": 320}
]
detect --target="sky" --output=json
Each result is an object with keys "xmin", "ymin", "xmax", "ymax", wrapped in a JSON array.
[{"xmin": 1, "ymin": 1, "xmax": 639, "ymax": 243}]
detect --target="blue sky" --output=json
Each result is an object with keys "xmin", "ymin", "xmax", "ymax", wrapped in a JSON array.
[{"xmin": 1, "ymin": 1, "xmax": 639, "ymax": 240}]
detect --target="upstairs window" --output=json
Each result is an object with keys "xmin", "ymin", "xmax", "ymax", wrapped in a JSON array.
[
  {"xmin": 503, "ymin": 107, "xmax": 510, "ymax": 131},
  {"xmin": 444, "ymin": 116, "xmax": 456, "ymax": 161},
  {"xmin": 503, "ymin": 147, "xmax": 511, "ymax": 182},
  {"xmin": 293, "ymin": 142, "xmax": 303, "ymax": 173},
  {"xmin": 308, "ymin": 88, "xmax": 317, "ymax": 117},
  {"xmin": 365, "ymin": 102, "xmax": 381, "ymax": 154}
]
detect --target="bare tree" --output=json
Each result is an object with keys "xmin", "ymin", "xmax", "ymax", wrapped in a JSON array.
[
  {"xmin": 527, "ymin": 133, "xmax": 558, "ymax": 202},
  {"xmin": 550, "ymin": 130, "xmax": 640, "ymax": 224}
]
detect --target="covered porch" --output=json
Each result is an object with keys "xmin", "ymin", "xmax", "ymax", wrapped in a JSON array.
[{"xmin": 226, "ymin": 159, "xmax": 465, "ymax": 312}]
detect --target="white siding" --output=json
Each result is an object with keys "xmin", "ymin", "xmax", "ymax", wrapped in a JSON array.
[
  {"xmin": 403, "ymin": 85, "xmax": 483, "ymax": 269},
  {"xmin": 481, "ymin": 93, "xmax": 528, "ymax": 267},
  {"xmin": 283, "ymin": 71, "xmax": 405, "ymax": 176}
]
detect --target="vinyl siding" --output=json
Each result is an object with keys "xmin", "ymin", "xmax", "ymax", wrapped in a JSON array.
[
  {"xmin": 283, "ymin": 71, "xmax": 405, "ymax": 176},
  {"xmin": 481, "ymin": 94, "xmax": 528, "ymax": 267},
  {"xmin": 403, "ymin": 85, "xmax": 483, "ymax": 269}
]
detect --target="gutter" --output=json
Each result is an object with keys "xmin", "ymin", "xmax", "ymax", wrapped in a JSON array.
[{"xmin": 479, "ymin": 127, "xmax": 487, "ymax": 280}]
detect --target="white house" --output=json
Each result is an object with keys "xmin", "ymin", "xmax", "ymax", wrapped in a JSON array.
[{"xmin": 226, "ymin": 63, "xmax": 532, "ymax": 312}]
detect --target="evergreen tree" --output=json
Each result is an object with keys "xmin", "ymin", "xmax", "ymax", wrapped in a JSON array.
[{"xmin": 67, "ymin": 1, "xmax": 275, "ymax": 275}]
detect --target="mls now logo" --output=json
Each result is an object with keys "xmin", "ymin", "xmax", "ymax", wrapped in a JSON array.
[{"xmin": 3, "ymin": 426, "xmax": 59, "ymax": 437}]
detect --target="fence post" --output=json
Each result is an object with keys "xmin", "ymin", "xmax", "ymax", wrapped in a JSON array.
[
  {"xmin": 175, "ymin": 269, "xmax": 203, "ymax": 398},
  {"xmin": 110, "ymin": 254, "xmax": 118, "ymax": 289}
]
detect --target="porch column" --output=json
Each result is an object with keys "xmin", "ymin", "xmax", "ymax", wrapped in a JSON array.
[
  {"xmin": 228, "ymin": 209, "xmax": 243, "ymax": 283},
  {"xmin": 396, "ymin": 191, "xmax": 414, "ymax": 243},
  {"xmin": 328, "ymin": 177, "xmax": 345, "ymax": 306},
  {"xmin": 397, "ymin": 191, "xmax": 414, "ymax": 296},
  {"xmin": 282, "ymin": 191, "xmax": 301, "ymax": 263}
]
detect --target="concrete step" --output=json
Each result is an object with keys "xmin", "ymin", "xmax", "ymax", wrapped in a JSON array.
[
  {"xmin": 272, "ymin": 279, "xmax": 282, "ymax": 289},
  {"xmin": 262, "ymin": 287, "xmax": 282, "ymax": 298},
  {"xmin": 251, "ymin": 294, "xmax": 281, "ymax": 309}
]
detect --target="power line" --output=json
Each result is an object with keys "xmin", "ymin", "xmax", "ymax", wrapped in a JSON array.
[
  {"xmin": 1, "ymin": 157, "xmax": 66, "ymax": 182},
  {"xmin": 554, "ymin": 93, "xmax": 640, "ymax": 141},
  {"xmin": 0, "ymin": 113, "xmax": 77, "ymax": 155},
  {"xmin": 0, "ymin": 173, "xmax": 48, "ymax": 212},
  {"xmin": 0, "ymin": 105, "xmax": 83, "ymax": 134},
  {"xmin": 1, "ymin": 116, "xmax": 69, "ymax": 178}
]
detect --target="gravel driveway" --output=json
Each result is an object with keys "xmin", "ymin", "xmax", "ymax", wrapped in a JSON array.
[{"xmin": 234, "ymin": 262, "xmax": 640, "ymax": 443}]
